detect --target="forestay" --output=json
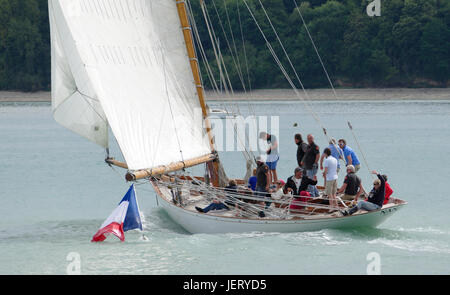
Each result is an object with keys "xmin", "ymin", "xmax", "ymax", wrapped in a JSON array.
[{"xmin": 49, "ymin": 0, "xmax": 212, "ymax": 170}]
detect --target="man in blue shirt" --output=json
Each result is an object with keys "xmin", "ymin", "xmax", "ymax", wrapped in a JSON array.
[
  {"xmin": 338, "ymin": 139, "xmax": 361, "ymax": 172},
  {"xmin": 247, "ymin": 169, "xmax": 257, "ymax": 191}
]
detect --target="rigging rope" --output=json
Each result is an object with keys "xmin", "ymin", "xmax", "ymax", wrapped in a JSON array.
[
  {"xmin": 237, "ymin": 0, "xmax": 253, "ymax": 95},
  {"xmin": 292, "ymin": 0, "xmax": 372, "ymax": 175},
  {"xmin": 347, "ymin": 121, "xmax": 373, "ymax": 178},
  {"xmin": 194, "ymin": 0, "xmax": 258, "ymax": 169},
  {"xmin": 239, "ymin": 0, "xmax": 369, "ymax": 175},
  {"xmin": 213, "ymin": 0, "xmax": 259, "ymax": 163},
  {"xmin": 188, "ymin": 1, "xmax": 220, "ymax": 94},
  {"xmin": 154, "ymin": 175, "xmax": 340, "ymax": 217},
  {"xmin": 292, "ymin": 0, "xmax": 339, "ymax": 100},
  {"xmin": 242, "ymin": 0, "xmax": 328, "ymax": 137},
  {"xmin": 193, "ymin": 1, "xmax": 372, "ymax": 181},
  {"xmin": 200, "ymin": 0, "xmax": 231, "ymax": 95},
  {"xmin": 211, "ymin": 0, "xmax": 247, "ymax": 93}
]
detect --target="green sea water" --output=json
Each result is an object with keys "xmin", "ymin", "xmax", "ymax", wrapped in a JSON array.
[{"xmin": 0, "ymin": 99, "xmax": 449, "ymax": 274}]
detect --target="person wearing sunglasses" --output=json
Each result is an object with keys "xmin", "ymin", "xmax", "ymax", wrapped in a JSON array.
[{"xmin": 342, "ymin": 170, "xmax": 385, "ymax": 216}]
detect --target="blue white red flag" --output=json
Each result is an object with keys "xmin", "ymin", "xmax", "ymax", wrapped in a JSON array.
[{"xmin": 91, "ymin": 184, "xmax": 142, "ymax": 242}]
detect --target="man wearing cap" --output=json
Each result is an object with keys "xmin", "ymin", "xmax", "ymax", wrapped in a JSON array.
[
  {"xmin": 337, "ymin": 165, "xmax": 365, "ymax": 201},
  {"xmin": 342, "ymin": 170, "xmax": 385, "ymax": 216},
  {"xmin": 284, "ymin": 167, "xmax": 318, "ymax": 196},
  {"xmin": 255, "ymin": 155, "xmax": 270, "ymax": 191}
]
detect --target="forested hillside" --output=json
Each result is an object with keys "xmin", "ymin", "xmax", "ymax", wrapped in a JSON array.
[{"xmin": 0, "ymin": 0, "xmax": 449, "ymax": 91}]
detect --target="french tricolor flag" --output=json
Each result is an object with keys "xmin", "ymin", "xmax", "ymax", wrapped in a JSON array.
[{"xmin": 91, "ymin": 184, "xmax": 143, "ymax": 242}]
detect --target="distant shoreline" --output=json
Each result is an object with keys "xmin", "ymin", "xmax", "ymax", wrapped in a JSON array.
[{"xmin": 1, "ymin": 88, "xmax": 449, "ymax": 102}]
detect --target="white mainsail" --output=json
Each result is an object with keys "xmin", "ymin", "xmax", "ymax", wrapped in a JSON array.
[{"xmin": 49, "ymin": 0, "xmax": 212, "ymax": 170}]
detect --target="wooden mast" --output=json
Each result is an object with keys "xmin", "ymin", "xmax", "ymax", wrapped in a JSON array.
[{"xmin": 175, "ymin": 0, "xmax": 220, "ymax": 187}]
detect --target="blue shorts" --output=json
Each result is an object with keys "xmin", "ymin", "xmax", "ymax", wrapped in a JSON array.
[{"xmin": 266, "ymin": 156, "xmax": 279, "ymax": 170}]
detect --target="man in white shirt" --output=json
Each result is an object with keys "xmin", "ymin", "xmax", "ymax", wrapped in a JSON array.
[
  {"xmin": 260, "ymin": 132, "xmax": 279, "ymax": 186},
  {"xmin": 323, "ymin": 147, "xmax": 338, "ymax": 211}
]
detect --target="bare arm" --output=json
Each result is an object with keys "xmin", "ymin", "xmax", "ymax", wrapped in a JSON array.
[
  {"xmin": 300, "ymin": 153, "xmax": 305, "ymax": 167},
  {"xmin": 320, "ymin": 153, "xmax": 326, "ymax": 170},
  {"xmin": 337, "ymin": 183, "xmax": 347, "ymax": 194},
  {"xmin": 272, "ymin": 140, "xmax": 278, "ymax": 150},
  {"xmin": 355, "ymin": 183, "xmax": 365, "ymax": 201},
  {"xmin": 267, "ymin": 139, "xmax": 278, "ymax": 154}
]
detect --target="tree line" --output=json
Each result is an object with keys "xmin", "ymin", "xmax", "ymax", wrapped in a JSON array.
[{"xmin": 0, "ymin": 0, "xmax": 448, "ymax": 92}]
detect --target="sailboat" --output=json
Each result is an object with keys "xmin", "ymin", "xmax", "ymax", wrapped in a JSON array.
[{"xmin": 49, "ymin": 0, "xmax": 407, "ymax": 234}]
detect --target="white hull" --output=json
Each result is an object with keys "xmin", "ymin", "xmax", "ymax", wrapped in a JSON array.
[{"xmin": 153, "ymin": 185, "xmax": 406, "ymax": 234}]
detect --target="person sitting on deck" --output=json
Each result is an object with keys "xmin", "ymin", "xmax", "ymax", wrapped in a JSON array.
[
  {"xmin": 234, "ymin": 186, "xmax": 255, "ymax": 216},
  {"xmin": 342, "ymin": 170, "xmax": 385, "ymax": 216},
  {"xmin": 224, "ymin": 180, "xmax": 238, "ymax": 193},
  {"xmin": 270, "ymin": 180, "xmax": 286, "ymax": 208},
  {"xmin": 247, "ymin": 169, "xmax": 257, "ymax": 191},
  {"xmin": 289, "ymin": 191, "xmax": 311, "ymax": 213},
  {"xmin": 224, "ymin": 180, "xmax": 239, "ymax": 207},
  {"xmin": 195, "ymin": 180, "xmax": 237, "ymax": 213},
  {"xmin": 284, "ymin": 167, "xmax": 318, "ymax": 197},
  {"xmin": 382, "ymin": 174, "xmax": 393, "ymax": 205},
  {"xmin": 337, "ymin": 165, "xmax": 365, "ymax": 202},
  {"xmin": 195, "ymin": 200, "xmax": 229, "ymax": 214}
]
